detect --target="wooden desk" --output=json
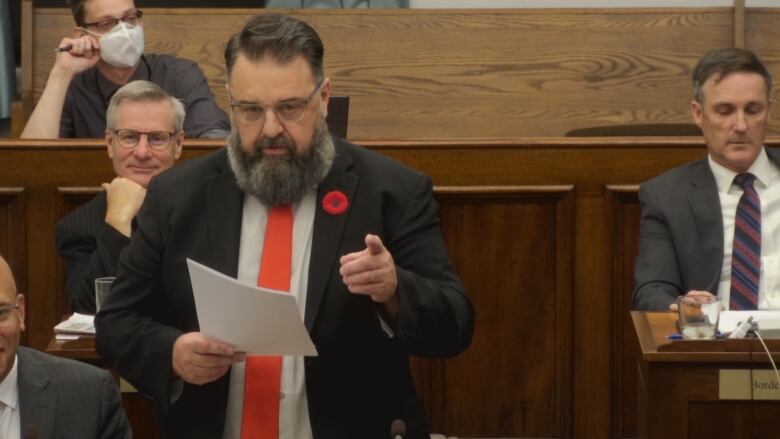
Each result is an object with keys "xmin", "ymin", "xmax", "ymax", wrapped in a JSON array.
[
  {"xmin": 45, "ymin": 335, "xmax": 159, "ymax": 438},
  {"xmin": 46, "ymin": 337, "xmax": 101, "ymax": 362},
  {"xmin": 633, "ymin": 311, "xmax": 780, "ymax": 439}
]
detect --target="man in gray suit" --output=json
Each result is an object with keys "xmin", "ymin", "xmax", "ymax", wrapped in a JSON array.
[
  {"xmin": 0, "ymin": 254, "xmax": 131, "ymax": 438},
  {"xmin": 634, "ymin": 48, "xmax": 778, "ymax": 311}
]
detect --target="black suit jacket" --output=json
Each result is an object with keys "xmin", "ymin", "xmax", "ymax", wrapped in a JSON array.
[
  {"xmin": 17, "ymin": 347, "xmax": 131, "ymax": 438},
  {"xmin": 55, "ymin": 192, "xmax": 130, "ymax": 313},
  {"xmin": 633, "ymin": 147, "xmax": 780, "ymax": 310},
  {"xmin": 95, "ymin": 139, "xmax": 474, "ymax": 438}
]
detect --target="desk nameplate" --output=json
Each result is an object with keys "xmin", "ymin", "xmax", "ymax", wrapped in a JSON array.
[{"xmin": 719, "ymin": 369, "xmax": 780, "ymax": 400}]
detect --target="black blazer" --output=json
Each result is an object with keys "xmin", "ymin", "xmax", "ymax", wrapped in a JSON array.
[
  {"xmin": 634, "ymin": 147, "xmax": 780, "ymax": 310},
  {"xmin": 95, "ymin": 138, "xmax": 474, "ymax": 438},
  {"xmin": 55, "ymin": 192, "xmax": 130, "ymax": 313}
]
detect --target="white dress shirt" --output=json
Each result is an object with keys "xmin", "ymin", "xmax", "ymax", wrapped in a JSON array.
[
  {"xmin": 710, "ymin": 149, "xmax": 780, "ymax": 309},
  {"xmin": 0, "ymin": 355, "xmax": 20, "ymax": 439},
  {"xmin": 223, "ymin": 192, "xmax": 316, "ymax": 439}
]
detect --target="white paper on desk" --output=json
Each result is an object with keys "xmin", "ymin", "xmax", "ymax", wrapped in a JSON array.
[
  {"xmin": 186, "ymin": 258, "xmax": 317, "ymax": 356},
  {"xmin": 53, "ymin": 313, "xmax": 95, "ymax": 335},
  {"xmin": 719, "ymin": 310, "xmax": 780, "ymax": 334}
]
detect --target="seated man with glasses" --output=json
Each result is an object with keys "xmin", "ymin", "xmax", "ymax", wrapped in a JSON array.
[
  {"xmin": 55, "ymin": 80, "xmax": 184, "ymax": 313},
  {"xmin": 0, "ymin": 254, "xmax": 131, "ymax": 438},
  {"xmin": 21, "ymin": 0, "xmax": 229, "ymax": 139}
]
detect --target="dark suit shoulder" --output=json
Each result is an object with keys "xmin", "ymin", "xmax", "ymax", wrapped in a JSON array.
[
  {"xmin": 640, "ymin": 158, "xmax": 709, "ymax": 193},
  {"xmin": 335, "ymin": 138, "xmax": 429, "ymax": 188},
  {"xmin": 18, "ymin": 346, "xmax": 107, "ymax": 382}
]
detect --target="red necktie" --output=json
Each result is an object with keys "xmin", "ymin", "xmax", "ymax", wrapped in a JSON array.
[{"xmin": 241, "ymin": 205, "xmax": 293, "ymax": 439}]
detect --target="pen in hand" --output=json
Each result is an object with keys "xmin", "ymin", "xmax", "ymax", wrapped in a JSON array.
[{"xmin": 54, "ymin": 44, "xmax": 73, "ymax": 53}]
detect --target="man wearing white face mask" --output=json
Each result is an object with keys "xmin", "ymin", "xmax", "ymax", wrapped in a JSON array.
[{"xmin": 21, "ymin": 0, "xmax": 229, "ymax": 139}]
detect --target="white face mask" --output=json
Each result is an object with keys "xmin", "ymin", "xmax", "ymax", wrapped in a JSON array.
[{"xmin": 91, "ymin": 22, "xmax": 144, "ymax": 68}]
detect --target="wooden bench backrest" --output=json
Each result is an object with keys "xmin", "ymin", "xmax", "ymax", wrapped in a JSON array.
[{"xmin": 26, "ymin": 7, "xmax": 780, "ymax": 139}]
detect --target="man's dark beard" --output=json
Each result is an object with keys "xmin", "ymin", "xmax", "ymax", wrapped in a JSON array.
[{"xmin": 227, "ymin": 117, "xmax": 335, "ymax": 206}]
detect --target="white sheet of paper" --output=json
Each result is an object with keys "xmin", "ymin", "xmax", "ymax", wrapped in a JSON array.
[
  {"xmin": 719, "ymin": 310, "xmax": 780, "ymax": 333},
  {"xmin": 186, "ymin": 258, "xmax": 317, "ymax": 356}
]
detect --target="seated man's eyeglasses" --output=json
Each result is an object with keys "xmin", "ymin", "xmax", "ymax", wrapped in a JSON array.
[
  {"xmin": 112, "ymin": 129, "xmax": 176, "ymax": 149},
  {"xmin": 0, "ymin": 301, "xmax": 19, "ymax": 323},
  {"xmin": 229, "ymin": 80, "xmax": 324, "ymax": 125},
  {"xmin": 81, "ymin": 10, "xmax": 144, "ymax": 33}
]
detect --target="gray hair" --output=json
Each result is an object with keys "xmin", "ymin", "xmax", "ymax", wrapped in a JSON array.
[
  {"xmin": 106, "ymin": 80, "xmax": 185, "ymax": 132},
  {"xmin": 692, "ymin": 48, "xmax": 772, "ymax": 103},
  {"xmin": 225, "ymin": 14, "xmax": 325, "ymax": 82}
]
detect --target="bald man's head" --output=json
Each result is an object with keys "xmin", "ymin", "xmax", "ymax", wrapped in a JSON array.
[{"xmin": 0, "ymin": 256, "xmax": 17, "ymax": 301}]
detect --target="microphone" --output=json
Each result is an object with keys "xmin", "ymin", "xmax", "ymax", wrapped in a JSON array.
[{"xmin": 391, "ymin": 419, "xmax": 406, "ymax": 439}]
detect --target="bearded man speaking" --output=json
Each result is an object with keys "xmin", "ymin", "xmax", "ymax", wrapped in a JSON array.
[{"xmin": 95, "ymin": 13, "xmax": 474, "ymax": 439}]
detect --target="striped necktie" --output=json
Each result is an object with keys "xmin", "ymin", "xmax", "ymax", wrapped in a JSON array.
[
  {"xmin": 241, "ymin": 204, "xmax": 293, "ymax": 439},
  {"xmin": 730, "ymin": 173, "xmax": 760, "ymax": 310}
]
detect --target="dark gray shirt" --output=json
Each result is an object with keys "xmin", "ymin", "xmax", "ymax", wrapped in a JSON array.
[{"xmin": 60, "ymin": 53, "xmax": 230, "ymax": 139}]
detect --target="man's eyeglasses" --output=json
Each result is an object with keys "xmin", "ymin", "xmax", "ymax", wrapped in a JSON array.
[
  {"xmin": 229, "ymin": 80, "xmax": 323, "ymax": 125},
  {"xmin": 111, "ymin": 129, "xmax": 176, "ymax": 149},
  {"xmin": 0, "ymin": 302, "xmax": 19, "ymax": 323},
  {"xmin": 82, "ymin": 10, "xmax": 144, "ymax": 33}
]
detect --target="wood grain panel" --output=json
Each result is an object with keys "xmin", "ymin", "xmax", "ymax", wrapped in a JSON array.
[
  {"xmin": 0, "ymin": 188, "xmax": 26, "ymax": 268},
  {"xmin": 606, "ymin": 185, "xmax": 640, "ymax": 439},
  {"xmin": 745, "ymin": 8, "xmax": 780, "ymax": 137},
  {"xmin": 27, "ymin": 8, "xmax": 738, "ymax": 139},
  {"xmin": 0, "ymin": 187, "xmax": 26, "ymax": 309},
  {"xmin": 0, "ymin": 188, "xmax": 26, "ymax": 347},
  {"xmin": 425, "ymin": 186, "xmax": 574, "ymax": 437}
]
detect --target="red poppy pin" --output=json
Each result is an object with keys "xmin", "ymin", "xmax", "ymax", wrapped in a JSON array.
[{"xmin": 322, "ymin": 190, "xmax": 349, "ymax": 215}]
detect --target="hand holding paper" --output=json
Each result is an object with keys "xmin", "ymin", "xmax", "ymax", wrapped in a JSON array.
[
  {"xmin": 186, "ymin": 259, "xmax": 317, "ymax": 356},
  {"xmin": 172, "ymin": 332, "xmax": 245, "ymax": 385}
]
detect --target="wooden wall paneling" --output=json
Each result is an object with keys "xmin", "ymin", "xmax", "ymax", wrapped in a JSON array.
[
  {"xmin": 734, "ymin": 0, "xmax": 745, "ymax": 48},
  {"xmin": 28, "ymin": 8, "xmax": 741, "ymax": 139},
  {"xmin": 573, "ymin": 183, "xmax": 613, "ymax": 438},
  {"xmin": 605, "ymin": 185, "xmax": 641, "ymax": 439},
  {"xmin": 426, "ymin": 186, "xmax": 574, "ymax": 437},
  {"xmin": 0, "ymin": 137, "xmax": 745, "ymax": 438},
  {"xmin": 0, "ymin": 188, "xmax": 26, "ymax": 343},
  {"xmin": 745, "ymin": 8, "xmax": 780, "ymax": 135},
  {"xmin": 24, "ymin": 184, "xmax": 60, "ymax": 351}
]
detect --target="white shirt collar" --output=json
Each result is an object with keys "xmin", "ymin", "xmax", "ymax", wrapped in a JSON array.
[
  {"xmin": 708, "ymin": 147, "xmax": 779, "ymax": 194},
  {"xmin": 0, "ymin": 355, "xmax": 19, "ymax": 410}
]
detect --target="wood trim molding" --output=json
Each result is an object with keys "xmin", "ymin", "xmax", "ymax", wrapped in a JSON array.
[
  {"xmin": 605, "ymin": 184, "xmax": 640, "ymax": 438},
  {"xmin": 0, "ymin": 187, "xmax": 26, "ymax": 342}
]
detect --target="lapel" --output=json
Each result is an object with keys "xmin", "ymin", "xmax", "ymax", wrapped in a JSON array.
[
  {"xmin": 205, "ymin": 151, "xmax": 244, "ymax": 278},
  {"xmin": 687, "ymin": 159, "xmax": 725, "ymax": 290},
  {"xmin": 17, "ymin": 348, "xmax": 56, "ymax": 438},
  {"xmin": 304, "ymin": 142, "xmax": 357, "ymax": 331}
]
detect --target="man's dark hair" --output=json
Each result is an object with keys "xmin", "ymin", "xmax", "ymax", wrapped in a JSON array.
[
  {"xmin": 66, "ymin": 0, "xmax": 87, "ymax": 26},
  {"xmin": 692, "ymin": 48, "xmax": 772, "ymax": 103},
  {"xmin": 225, "ymin": 13, "xmax": 325, "ymax": 82}
]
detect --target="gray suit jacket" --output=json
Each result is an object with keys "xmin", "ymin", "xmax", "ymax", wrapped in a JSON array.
[
  {"xmin": 17, "ymin": 347, "xmax": 131, "ymax": 439},
  {"xmin": 633, "ymin": 147, "xmax": 780, "ymax": 311}
]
